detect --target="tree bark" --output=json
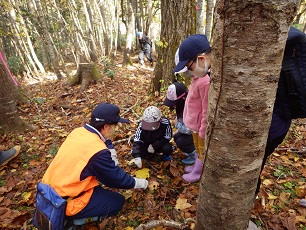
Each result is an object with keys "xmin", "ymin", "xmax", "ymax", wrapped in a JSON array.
[
  {"xmin": 68, "ymin": 63, "xmax": 100, "ymax": 92},
  {"xmin": 196, "ymin": 0, "xmax": 205, "ymax": 34},
  {"xmin": 0, "ymin": 54, "xmax": 33, "ymax": 134},
  {"xmin": 153, "ymin": 0, "xmax": 196, "ymax": 93},
  {"xmin": 123, "ymin": 0, "xmax": 135, "ymax": 66},
  {"xmin": 205, "ymin": 0, "xmax": 215, "ymax": 41},
  {"xmin": 196, "ymin": 1, "xmax": 300, "ymax": 229}
]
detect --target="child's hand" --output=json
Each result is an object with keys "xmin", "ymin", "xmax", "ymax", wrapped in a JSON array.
[
  {"xmin": 128, "ymin": 157, "xmax": 142, "ymax": 168},
  {"xmin": 173, "ymin": 118, "xmax": 178, "ymax": 126},
  {"xmin": 147, "ymin": 145, "xmax": 155, "ymax": 153}
]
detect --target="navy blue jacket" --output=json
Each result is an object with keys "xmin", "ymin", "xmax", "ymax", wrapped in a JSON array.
[
  {"xmin": 80, "ymin": 125, "xmax": 135, "ymax": 189},
  {"xmin": 132, "ymin": 117, "xmax": 172, "ymax": 158}
]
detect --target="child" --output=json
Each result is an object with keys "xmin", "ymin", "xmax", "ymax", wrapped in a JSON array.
[
  {"xmin": 164, "ymin": 82, "xmax": 196, "ymax": 164},
  {"xmin": 130, "ymin": 106, "xmax": 173, "ymax": 168},
  {"xmin": 174, "ymin": 34, "xmax": 211, "ymax": 183}
]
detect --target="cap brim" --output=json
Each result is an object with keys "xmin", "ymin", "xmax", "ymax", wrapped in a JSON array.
[
  {"xmin": 118, "ymin": 117, "xmax": 130, "ymax": 123},
  {"xmin": 141, "ymin": 121, "xmax": 160, "ymax": 131},
  {"xmin": 164, "ymin": 98, "xmax": 176, "ymax": 107},
  {"xmin": 173, "ymin": 60, "xmax": 189, "ymax": 73}
]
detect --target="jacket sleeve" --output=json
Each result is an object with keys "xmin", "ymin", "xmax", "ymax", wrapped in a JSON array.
[
  {"xmin": 198, "ymin": 79, "xmax": 209, "ymax": 139},
  {"xmin": 175, "ymin": 119, "xmax": 191, "ymax": 135},
  {"xmin": 151, "ymin": 118, "xmax": 172, "ymax": 150},
  {"xmin": 131, "ymin": 123, "xmax": 144, "ymax": 158},
  {"xmin": 81, "ymin": 149, "xmax": 135, "ymax": 189}
]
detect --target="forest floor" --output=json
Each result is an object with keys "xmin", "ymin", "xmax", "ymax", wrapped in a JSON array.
[{"xmin": 0, "ymin": 52, "xmax": 306, "ymax": 230}]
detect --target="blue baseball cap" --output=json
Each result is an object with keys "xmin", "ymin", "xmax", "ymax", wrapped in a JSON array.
[
  {"xmin": 174, "ymin": 34, "xmax": 211, "ymax": 73},
  {"xmin": 91, "ymin": 103, "xmax": 129, "ymax": 124}
]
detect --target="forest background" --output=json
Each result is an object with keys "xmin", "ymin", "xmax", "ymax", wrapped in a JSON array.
[{"xmin": 1, "ymin": 0, "xmax": 306, "ymax": 229}]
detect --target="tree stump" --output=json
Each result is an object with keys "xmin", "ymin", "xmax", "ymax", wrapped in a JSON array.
[{"xmin": 68, "ymin": 63, "xmax": 100, "ymax": 91}]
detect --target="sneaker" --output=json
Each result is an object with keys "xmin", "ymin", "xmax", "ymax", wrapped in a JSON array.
[
  {"xmin": 162, "ymin": 155, "xmax": 172, "ymax": 161},
  {"xmin": 0, "ymin": 146, "xmax": 21, "ymax": 167}
]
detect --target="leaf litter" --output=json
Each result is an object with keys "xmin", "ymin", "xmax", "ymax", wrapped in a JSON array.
[{"xmin": 0, "ymin": 56, "xmax": 306, "ymax": 229}]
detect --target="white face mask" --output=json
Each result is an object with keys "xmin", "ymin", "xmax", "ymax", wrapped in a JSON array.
[{"xmin": 191, "ymin": 58, "xmax": 209, "ymax": 78}]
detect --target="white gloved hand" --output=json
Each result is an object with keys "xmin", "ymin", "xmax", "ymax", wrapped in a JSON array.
[
  {"xmin": 128, "ymin": 157, "xmax": 142, "ymax": 168},
  {"xmin": 134, "ymin": 178, "xmax": 148, "ymax": 189},
  {"xmin": 147, "ymin": 144, "xmax": 155, "ymax": 153},
  {"xmin": 109, "ymin": 149, "xmax": 119, "ymax": 166},
  {"xmin": 134, "ymin": 157, "xmax": 142, "ymax": 168}
]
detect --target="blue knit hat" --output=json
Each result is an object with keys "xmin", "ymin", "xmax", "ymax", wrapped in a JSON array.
[{"xmin": 174, "ymin": 34, "xmax": 210, "ymax": 73}]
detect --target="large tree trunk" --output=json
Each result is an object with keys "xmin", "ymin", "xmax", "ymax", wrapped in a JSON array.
[
  {"xmin": 153, "ymin": 0, "xmax": 196, "ymax": 93},
  {"xmin": 196, "ymin": 1, "xmax": 300, "ymax": 229},
  {"xmin": 0, "ymin": 54, "xmax": 33, "ymax": 134}
]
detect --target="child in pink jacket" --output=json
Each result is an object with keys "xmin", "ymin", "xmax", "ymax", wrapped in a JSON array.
[{"xmin": 174, "ymin": 34, "xmax": 211, "ymax": 183}]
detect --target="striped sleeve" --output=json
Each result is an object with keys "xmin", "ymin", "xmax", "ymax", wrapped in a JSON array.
[{"xmin": 134, "ymin": 122, "xmax": 143, "ymax": 143}]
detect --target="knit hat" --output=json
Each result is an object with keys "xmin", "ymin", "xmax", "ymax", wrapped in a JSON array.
[
  {"xmin": 174, "ymin": 34, "xmax": 210, "ymax": 73},
  {"xmin": 164, "ymin": 82, "xmax": 187, "ymax": 107},
  {"xmin": 141, "ymin": 106, "xmax": 162, "ymax": 131},
  {"xmin": 91, "ymin": 103, "xmax": 129, "ymax": 124}
]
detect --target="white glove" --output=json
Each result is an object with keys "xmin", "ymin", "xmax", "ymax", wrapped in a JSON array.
[
  {"xmin": 134, "ymin": 157, "xmax": 142, "ymax": 168},
  {"xmin": 147, "ymin": 144, "xmax": 155, "ymax": 153},
  {"xmin": 109, "ymin": 149, "xmax": 119, "ymax": 166},
  {"xmin": 134, "ymin": 178, "xmax": 148, "ymax": 189},
  {"xmin": 128, "ymin": 157, "xmax": 142, "ymax": 168}
]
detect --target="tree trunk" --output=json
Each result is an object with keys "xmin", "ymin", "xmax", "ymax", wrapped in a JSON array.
[
  {"xmin": 205, "ymin": 0, "xmax": 215, "ymax": 41},
  {"xmin": 196, "ymin": 0, "xmax": 205, "ymax": 34},
  {"xmin": 123, "ymin": 0, "xmax": 135, "ymax": 66},
  {"xmin": 68, "ymin": 63, "xmax": 100, "ymax": 92},
  {"xmin": 153, "ymin": 0, "xmax": 196, "ymax": 93},
  {"xmin": 33, "ymin": 0, "xmax": 63, "ymax": 80},
  {"xmin": 0, "ymin": 54, "xmax": 33, "ymax": 134},
  {"xmin": 196, "ymin": 1, "xmax": 300, "ymax": 229}
]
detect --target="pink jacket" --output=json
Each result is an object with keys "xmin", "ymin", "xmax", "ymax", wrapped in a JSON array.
[{"xmin": 183, "ymin": 75, "xmax": 210, "ymax": 139}]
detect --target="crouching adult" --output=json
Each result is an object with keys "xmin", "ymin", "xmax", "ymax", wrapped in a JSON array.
[{"xmin": 41, "ymin": 103, "xmax": 148, "ymax": 222}]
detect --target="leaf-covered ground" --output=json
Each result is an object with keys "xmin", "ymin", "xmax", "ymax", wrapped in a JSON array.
[{"xmin": 0, "ymin": 55, "xmax": 306, "ymax": 230}]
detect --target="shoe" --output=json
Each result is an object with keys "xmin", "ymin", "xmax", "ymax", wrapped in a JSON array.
[
  {"xmin": 181, "ymin": 150, "xmax": 196, "ymax": 165},
  {"xmin": 184, "ymin": 153, "xmax": 199, "ymax": 173},
  {"xmin": 162, "ymin": 155, "xmax": 172, "ymax": 161},
  {"xmin": 0, "ymin": 146, "xmax": 21, "ymax": 167},
  {"xmin": 182, "ymin": 157, "xmax": 203, "ymax": 183}
]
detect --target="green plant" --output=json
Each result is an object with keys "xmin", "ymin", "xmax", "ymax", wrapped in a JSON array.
[
  {"xmin": 102, "ymin": 58, "xmax": 115, "ymax": 79},
  {"xmin": 6, "ymin": 55, "xmax": 24, "ymax": 75},
  {"xmin": 48, "ymin": 145, "xmax": 59, "ymax": 157}
]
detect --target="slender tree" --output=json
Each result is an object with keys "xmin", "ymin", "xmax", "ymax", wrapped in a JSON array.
[
  {"xmin": 152, "ymin": 0, "xmax": 196, "ymax": 93},
  {"xmin": 196, "ymin": 1, "xmax": 301, "ymax": 229},
  {"xmin": 196, "ymin": 0, "xmax": 205, "ymax": 34},
  {"xmin": 205, "ymin": 0, "xmax": 215, "ymax": 40}
]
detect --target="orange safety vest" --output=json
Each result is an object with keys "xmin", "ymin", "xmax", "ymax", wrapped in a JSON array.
[{"xmin": 42, "ymin": 127, "xmax": 107, "ymax": 216}]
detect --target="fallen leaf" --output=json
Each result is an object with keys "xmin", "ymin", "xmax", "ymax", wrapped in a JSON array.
[
  {"xmin": 175, "ymin": 198, "xmax": 192, "ymax": 210},
  {"xmin": 148, "ymin": 180, "xmax": 159, "ymax": 191},
  {"xmin": 134, "ymin": 168, "xmax": 150, "ymax": 179},
  {"xmin": 268, "ymin": 193, "xmax": 278, "ymax": 200},
  {"xmin": 22, "ymin": 192, "xmax": 32, "ymax": 201}
]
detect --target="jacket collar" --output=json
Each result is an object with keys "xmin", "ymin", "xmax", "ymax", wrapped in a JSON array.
[{"xmin": 84, "ymin": 124, "xmax": 106, "ymax": 142}]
